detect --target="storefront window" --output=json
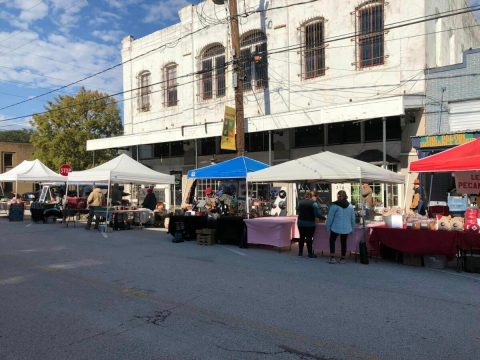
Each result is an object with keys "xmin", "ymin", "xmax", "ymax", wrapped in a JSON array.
[
  {"xmin": 328, "ymin": 121, "xmax": 361, "ymax": 145},
  {"xmin": 294, "ymin": 126, "xmax": 324, "ymax": 148},
  {"xmin": 365, "ymin": 117, "xmax": 402, "ymax": 142}
]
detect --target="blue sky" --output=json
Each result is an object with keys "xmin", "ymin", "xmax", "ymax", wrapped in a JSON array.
[{"xmin": 0, "ymin": 0, "xmax": 478, "ymax": 131}]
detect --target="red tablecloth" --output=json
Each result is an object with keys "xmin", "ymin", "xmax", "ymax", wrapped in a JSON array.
[{"xmin": 369, "ymin": 226, "xmax": 480, "ymax": 260}]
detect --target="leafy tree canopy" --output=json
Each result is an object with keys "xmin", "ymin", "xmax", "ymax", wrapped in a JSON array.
[
  {"xmin": 0, "ymin": 129, "xmax": 34, "ymax": 143},
  {"xmin": 31, "ymin": 87, "xmax": 123, "ymax": 171}
]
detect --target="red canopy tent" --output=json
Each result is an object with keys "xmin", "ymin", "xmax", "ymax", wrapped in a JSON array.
[{"xmin": 410, "ymin": 138, "xmax": 480, "ymax": 172}]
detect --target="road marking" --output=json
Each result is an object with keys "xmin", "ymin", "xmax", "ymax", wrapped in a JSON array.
[
  {"xmin": 220, "ymin": 246, "xmax": 246, "ymax": 256},
  {"xmin": 101, "ymin": 232, "xmax": 108, "ymax": 239},
  {"xmin": 20, "ymin": 246, "xmax": 67, "ymax": 253},
  {"xmin": 25, "ymin": 223, "xmax": 32, "ymax": 228},
  {"xmin": 46, "ymin": 259, "xmax": 104, "ymax": 270},
  {"xmin": 0, "ymin": 275, "xmax": 29, "ymax": 286}
]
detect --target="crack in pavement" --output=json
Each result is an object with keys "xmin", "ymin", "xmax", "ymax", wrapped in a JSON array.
[
  {"xmin": 279, "ymin": 345, "xmax": 338, "ymax": 360},
  {"xmin": 216, "ymin": 345, "xmax": 286, "ymax": 356},
  {"xmin": 134, "ymin": 310, "xmax": 172, "ymax": 326}
]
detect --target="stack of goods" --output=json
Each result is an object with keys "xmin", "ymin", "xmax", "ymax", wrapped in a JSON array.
[
  {"xmin": 464, "ymin": 208, "xmax": 480, "ymax": 233},
  {"xmin": 405, "ymin": 212, "xmax": 435, "ymax": 230},
  {"xmin": 437, "ymin": 215, "xmax": 464, "ymax": 231}
]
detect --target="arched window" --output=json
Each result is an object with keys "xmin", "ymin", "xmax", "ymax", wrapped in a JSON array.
[
  {"xmin": 302, "ymin": 18, "xmax": 325, "ymax": 79},
  {"xmin": 240, "ymin": 30, "xmax": 268, "ymax": 90},
  {"xmin": 164, "ymin": 63, "xmax": 178, "ymax": 107},
  {"xmin": 200, "ymin": 44, "xmax": 226, "ymax": 100},
  {"xmin": 356, "ymin": 1, "xmax": 384, "ymax": 68},
  {"xmin": 137, "ymin": 71, "xmax": 151, "ymax": 112}
]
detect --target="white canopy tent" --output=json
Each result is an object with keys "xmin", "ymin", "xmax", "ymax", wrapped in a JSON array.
[
  {"xmin": 246, "ymin": 151, "xmax": 405, "ymax": 218},
  {"xmin": 0, "ymin": 159, "xmax": 66, "ymax": 193},
  {"xmin": 67, "ymin": 154, "xmax": 175, "ymax": 214},
  {"xmin": 246, "ymin": 151, "xmax": 405, "ymax": 184}
]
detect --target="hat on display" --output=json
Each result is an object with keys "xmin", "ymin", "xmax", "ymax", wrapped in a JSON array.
[
  {"xmin": 278, "ymin": 200, "xmax": 286, "ymax": 209},
  {"xmin": 414, "ymin": 179, "xmax": 420, "ymax": 185},
  {"xmin": 205, "ymin": 187, "xmax": 213, "ymax": 196},
  {"xmin": 278, "ymin": 190, "xmax": 287, "ymax": 199}
]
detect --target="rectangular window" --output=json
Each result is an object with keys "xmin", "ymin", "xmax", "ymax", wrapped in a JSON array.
[
  {"xmin": 166, "ymin": 65, "xmax": 178, "ymax": 107},
  {"xmin": 358, "ymin": 3, "xmax": 384, "ymax": 68},
  {"xmin": 241, "ymin": 48, "xmax": 252, "ymax": 91},
  {"xmin": 215, "ymin": 56, "xmax": 226, "ymax": 97},
  {"xmin": 328, "ymin": 121, "xmax": 361, "ymax": 145},
  {"xmin": 246, "ymin": 131, "xmax": 271, "ymax": 152},
  {"xmin": 364, "ymin": 117, "xmax": 401, "ymax": 142},
  {"xmin": 294, "ymin": 126, "xmax": 324, "ymax": 148},
  {"xmin": 202, "ymin": 59, "xmax": 213, "ymax": 100},
  {"xmin": 170, "ymin": 141, "xmax": 184, "ymax": 157},
  {"xmin": 153, "ymin": 143, "xmax": 169, "ymax": 158},
  {"xmin": 200, "ymin": 138, "xmax": 216, "ymax": 156},
  {"xmin": 139, "ymin": 73, "xmax": 151, "ymax": 111},
  {"xmin": 304, "ymin": 21, "xmax": 325, "ymax": 79},
  {"xmin": 3, "ymin": 153, "xmax": 13, "ymax": 167},
  {"xmin": 254, "ymin": 42, "xmax": 268, "ymax": 89}
]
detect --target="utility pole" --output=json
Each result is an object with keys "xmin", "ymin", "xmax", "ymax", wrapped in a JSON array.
[{"xmin": 212, "ymin": 0, "xmax": 245, "ymax": 155}]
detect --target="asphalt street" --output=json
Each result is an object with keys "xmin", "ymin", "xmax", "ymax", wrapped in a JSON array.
[{"xmin": 0, "ymin": 217, "xmax": 479, "ymax": 360}]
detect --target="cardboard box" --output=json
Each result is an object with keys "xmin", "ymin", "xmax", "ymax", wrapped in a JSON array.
[{"xmin": 383, "ymin": 215, "xmax": 403, "ymax": 228}]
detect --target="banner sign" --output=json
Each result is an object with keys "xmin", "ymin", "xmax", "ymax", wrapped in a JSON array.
[
  {"xmin": 220, "ymin": 106, "xmax": 236, "ymax": 151},
  {"xmin": 419, "ymin": 133, "xmax": 475, "ymax": 148},
  {"xmin": 454, "ymin": 171, "xmax": 480, "ymax": 194}
]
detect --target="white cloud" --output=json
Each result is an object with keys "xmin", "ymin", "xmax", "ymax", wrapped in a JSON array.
[
  {"xmin": 141, "ymin": 0, "xmax": 190, "ymax": 24},
  {"xmin": 0, "ymin": 30, "xmax": 122, "ymax": 96},
  {"xmin": 49, "ymin": 0, "xmax": 89, "ymax": 30},
  {"xmin": 105, "ymin": 0, "xmax": 143, "ymax": 12},
  {"xmin": 92, "ymin": 30, "xmax": 125, "ymax": 43}
]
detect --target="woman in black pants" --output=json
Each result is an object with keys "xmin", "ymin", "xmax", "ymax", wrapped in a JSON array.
[
  {"xmin": 326, "ymin": 190, "xmax": 355, "ymax": 264},
  {"xmin": 296, "ymin": 191, "xmax": 320, "ymax": 258}
]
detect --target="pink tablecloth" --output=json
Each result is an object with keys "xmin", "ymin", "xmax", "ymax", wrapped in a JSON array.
[
  {"xmin": 313, "ymin": 222, "xmax": 384, "ymax": 255},
  {"xmin": 244, "ymin": 217, "xmax": 299, "ymax": 248}
]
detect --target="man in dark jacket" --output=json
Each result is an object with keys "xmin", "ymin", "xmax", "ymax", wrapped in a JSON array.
[
  {"xmin": 296, "ymin": 191, "xmax": 320, "ymax": 258},
  {"xmin": 142, "ymin": 188, "xmax": 157, "ymax": 211}
]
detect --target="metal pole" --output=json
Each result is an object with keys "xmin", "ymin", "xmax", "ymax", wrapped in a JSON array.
[
  {"xmin": 105, "ymin": 177, "xmax": 111, "ymax": 230},
  {"xmin": 92, "ymin": 151, "xmax": 95, "ymax": 167},
  {"xmin": 245, "ymin": 179, "xmax": 250, "ymax": 218},
  {"xmin": 268, "ymin": 130, "xmax": 272, "ymax": 166},
  {"xmin": 228, "ymin": 0, "xmax": 245, "ymax": 156},
  {"xmin": 428, "ymin": 173, "xmax": 434, "ymax": 205},
  {"xmin": 404, "ymin": 172, "xmax": 411, "ymax": 213},
  {"xmin": 382, "ymin": 117, "xmax": 387, "ymax": 206},
  {"xmin": 194, "ymin": 139, "xmax": 198, "ymax": 169}
]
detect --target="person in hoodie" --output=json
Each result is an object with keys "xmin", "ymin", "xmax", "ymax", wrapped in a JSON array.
[
  {"xmin": 85, "ymin": 187, "xmax": 104, "ymax": 230},
  {"xmin": 296, "ymin": 191, "xmax": 321, "ymax": 258},
  {"xmin": 326, "ymin": 190, "xmax": 355, "ymax": 264}
]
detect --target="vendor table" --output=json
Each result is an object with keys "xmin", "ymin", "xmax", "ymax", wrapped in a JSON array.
[
  {"xmin": 369, "ymin": 226, "xmax": 459, "ymax": 259},
  {"xmin": 216, "ymin": 216, "xmax": 245, "ymax": 246},
  {"xmin": 0, "ymin": 201, "xmax": 9, "ymax": 213},
  {"xmin": 94, "ymin": 208, "xmax": 153, "ymax": 229},
  {"xmin": 167, "ymin": 215, "xmax": 208, "ymax": 240},
  {"xmin": 244, "ymin": 217, "xmax": 299, "ymax": 249},
  {"xmin": 313, "ymin": 222, "xmax": 383, "ymax": 255}
]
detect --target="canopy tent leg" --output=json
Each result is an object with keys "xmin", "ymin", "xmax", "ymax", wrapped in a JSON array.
[
  {"xmin": 246, "ymin": 179, "xmax": 250, "ymax": 219},
  {"xmin": 105, "ymin": 178, "xmax": 111, "ymax": 230},
  {"xmin": 404, "ymin": 173, "xmax": 411, "ymax": 213},
  {"xmin": 428, "ymin": 173, "xmax": 434, "ymax": 206},
  {"xmin": 173, "ymin": 183, "xmax": 176, "ymax": 212}
]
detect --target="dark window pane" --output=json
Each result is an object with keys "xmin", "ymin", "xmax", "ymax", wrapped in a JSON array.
[
  {"xmin": 201, "ymin": 138, "xmax": 216, "ymax": 155},
  {"xmin": 294, "ymin": 126, "xmax": 324, "ymax": 148},
  {"xmin": 328, "ymin": 121, "xmax": 361, "ymax": 145},
  {"xmin": 3, "ymin": 153, "xmax": 13, "ymax": 167},
  {"xmin": 254, "ymin": 42, "xmax": 268, "ymax": 89},
  {"xmin": 153, "ymin": 143, "xmax": 169, "ymax": 158},
  {"xmin": 202, "ymin": 59, "xmax": 213, "ymax": 100},
  {"xmin": 241, "ymin": 48, "xmax": 252, "ymax": 90},
  {"xmin": 166, "ymin": 65, "xmax": 177, "ymax": 107},
  {"xmin": 365, "ymin": 117, "xmax": 401, "ymax": 142},
  {"xmin": 171, "ymin": 141, "xmax": 184, "ymax": 156},
  {"xmin": 246, "ymin": 131, "xmax": 271, "ymax": 152},
  {"xmin": 215, "ymin": 56, "xmax": 226, "ymax": 97}
]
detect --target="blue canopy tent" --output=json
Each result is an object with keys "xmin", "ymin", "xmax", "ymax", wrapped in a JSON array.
[
  {"xmin": 187, "ymin": 157, "xmax": 268, "ymax": 217},
  {"xmin": 187, "ymin": 156, "xmax": 268, "ymax": 179}
]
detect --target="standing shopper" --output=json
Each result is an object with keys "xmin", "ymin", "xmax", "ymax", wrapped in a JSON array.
[
  {"xmin": 296, "ymin": 191, "xmax": 320, "ymax": 258},
  {"xmin": 326, "ymin": 190, "xmax": 355, "ymax": 264},
  {"xmin": 142, "ymin": 188, "xmax": 157, "ymax": 211},
  {"xmin": 360, "ymin": 183, "xmax": 374, "ymax": 220},
  {"xmin": 85, "ymin": 187, "xmax": 104, "ymax": 230}
]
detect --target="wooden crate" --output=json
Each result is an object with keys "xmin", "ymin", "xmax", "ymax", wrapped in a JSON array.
[{"xmin": 196, "ymin": 228, "xmax": 216, "ymax": 245}]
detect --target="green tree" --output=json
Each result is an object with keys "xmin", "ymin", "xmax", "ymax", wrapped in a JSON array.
[
  {"xmin": 31, "ymin": 87, "xmax": 123, "ymax": 171},
  {"xmin": 0, "ymin": 129, "xmax": 34, "ymax": 143}
]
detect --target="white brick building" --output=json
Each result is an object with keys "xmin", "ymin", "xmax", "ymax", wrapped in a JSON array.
[{"xmin": 88, "ymin": 0, "xmax": 480, "ymax": 206}]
